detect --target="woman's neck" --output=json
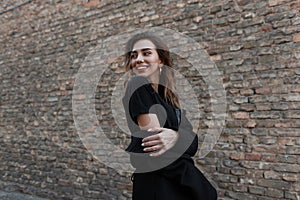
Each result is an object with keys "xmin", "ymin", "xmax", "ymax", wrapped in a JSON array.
[
  {"xmin": 147, "ymin": 74, "xmax": 160, "ymax": 92},
  {"xmin": 151, "ymin": 83, "xmax": 159, "ymax": 92}
]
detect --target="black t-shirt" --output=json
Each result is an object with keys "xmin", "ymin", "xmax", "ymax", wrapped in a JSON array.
[
  {"xmin": 123, "ymin": 75, "xmax": 180, "ymax": 134},
  {"xmin": 122, "ymin": 75, "xmax": 198, "ymax": 157}
]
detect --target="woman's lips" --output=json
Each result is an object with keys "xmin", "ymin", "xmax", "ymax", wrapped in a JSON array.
[
  {"xmin": 136, "ymin": 65, "xmax": 148, "ymax": 70},
  {"xmin": 134, "ymin": 65, "xmax": 150, "ymax": 74}
]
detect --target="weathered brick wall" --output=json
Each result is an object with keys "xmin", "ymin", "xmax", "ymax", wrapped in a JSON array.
[{"xmin": 0, "ymin": 0, "xmax": 299, "ymax": 199}]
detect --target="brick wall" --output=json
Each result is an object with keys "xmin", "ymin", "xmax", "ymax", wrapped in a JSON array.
[{"xmin": 0, "ymin": 0, "xmax": 299, "ymax": 199}]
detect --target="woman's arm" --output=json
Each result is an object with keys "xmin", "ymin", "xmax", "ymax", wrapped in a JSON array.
[
  {"xmin": 137, "ymin": 113, "xmax": 179, "ymax": 157},
  {"xmin": 137, "ymin": 113, "xmax": 160, "ymax": 130}
]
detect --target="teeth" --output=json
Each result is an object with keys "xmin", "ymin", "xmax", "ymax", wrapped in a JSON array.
[{"xmin": 137, "ymin": 66, "xmax": 147, "ymax": 70}]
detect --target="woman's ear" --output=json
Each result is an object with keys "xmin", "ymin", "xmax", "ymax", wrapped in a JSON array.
[{"xmin": 159, "ymin": 60, "xmax": 163, "ymax": 67}]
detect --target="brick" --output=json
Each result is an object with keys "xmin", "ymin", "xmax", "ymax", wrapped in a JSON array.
[
  {"xmin": 274, "ymin": 163, "xmax": 300, "ymax": 173},
  {"xmin": 240, "ymin": 89, "xmax": 254, "ymax": 96},
  {"xmin": 249, "ymin": 95, "xmax": 269, "ymax": 103},
  {"xmin": 251, "ymin": 128, "xmax": 268, "ymax": 136},
  {"xmin": 273, "ymin": 121, "xmax": 292, "ymax": 128},
  {"xmin": 210, "ymin": 5, "xmax": 222, "ymax": 14},
  {"xmin": 257, "ymin": 179, "xmax": 291, "ymax": 190},
  {"xmin": 230, "ymin": 153, "xmax": 245, "ymax": 161},
  {"xmin": 240, "ymin": 104, "xmax": 255, "ymax": 111},
  {"xmin": 293, "ymin": 182, "xmax": 300, "ymax": 192},
  {"xmin": 230, "ymin": 73, "xmax": 243, "ymax": 81},
  {"xmin": 245, "ymin": 120, "xmax": 256, "ymax": 128},
  {"xmin": 231, "ymin": 167, "xmax": 246, "ymax": 175},
  {"xmin": 259, "ymin": 25, "xmax": 273, "ymax": 32},
  {"xmin": 239, "ymin": 177, "xmax": 255, "ymax": 185},
  {"xmin": 283, "ymin": 111, "xmax": 300, "ymax": 119},
  {"xmin": 277, "ymin": 138, "xmax": 295, "ymax": 146},
  {"xmin": 261, "ymin": 154, "xmax": 277, "ymax": 162},
  {"xmin": 223, "ymin": 160, "xmax": 240, "ymax": 167},
  {"xmin": 233, "ymin": 97, "xmax": 249, "ymax": 104},
  {"xmin": 232, "ymin": 184, "xmax": 247, "ymax": 192},
  {"xmin": 84, "ymin": 0, "xmax": 99, "ymax": 7},
  {"xmin": 291, "ymin": 0, "xmax": 300, "ymax": 9},
  {"xmin": 284, "ymin": 191, "xmax": 299, "ymax": 200},
  {"xmin": 293, "ymin": 34, "xmax": 300, "ymax": 42},
  {"xmin": 140, "ymin": 16, "xmax": 150, "ymax": 23},
  {"xmin": 249, "ymin": 186, "xmax": 265, "ymax": 195},
  {"xmin": 193, "ymin": 16, "xmax": 203, "ymax": 23},
  {"xmin": 271, "ymin": 103, "xmax": 289, "ymax": 110},
  {"xmin": 253, "ymin": 145, "xmax": 286, "ymax": 154},
  {"xmin": 282, "ymin": 174, "xmax": 299, "ymax": 182},
  {"xmin": 245, "ymin": 153, "xmax": 261, "ymax": 161},
  {"xmin": 269, "ymin": 128, "xmax": 300, "ymax": 137},
  {"xmin": 227, "ymin": 191, "xmax": 254, "ymax": 199},
  {"xmin": 286, "ymin": 146, "xmax": 300, "ymax": 155},
  {"xmin": 277, "ymin": 155, "xmax": 298, "ymax": 164},
  {"xmin": 259, "ymin": 137, "xmax": 277, "ymax": 145},
  {"xmin": 232, "ymin": 112, "xmax": 249, "ymax": 119},
  {"xmin": 210, "ymin": 55, "xmax": 221, "ymax": 61},
  {"xmin": 250, "ymin": 111, "xmax": 281, "ymax": 119},
  {"xmin": 264, "ymin": 170, "xmax": 281, "ymax": 179},
  {"xmin": 217, "ymin": 166, "xmax": 231, "ymax": 174},
  {"xmin": 244, "ymin": 135, "xmax": 259, "ymax": 144},
  {"xmin": 255, "ymin": 87, "xmax": 271, "ymax": 94},
  {"xmin": 214, "ymin": 174, "xmax": 238, "ymax": 183},
  {"xmin": 259, "ymin": 55, "xmax": 275, "ymax": 64},
  {"xmin": 266, "ymin": 188, "xmax": 284, "ymax": 198},
  {"xmin": 283, "ymin": 94, "xmax": 300, "ymax": 101}
]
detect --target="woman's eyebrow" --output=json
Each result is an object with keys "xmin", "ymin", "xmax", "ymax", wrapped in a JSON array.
[{"xmin": 131, "ymin": 48, "xmax": 154, "ymax": 53}]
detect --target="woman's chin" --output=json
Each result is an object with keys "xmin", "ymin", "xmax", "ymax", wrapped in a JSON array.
[{"xmin": 135, "ymin": 72, "xmax": 148, "ymax": 77}]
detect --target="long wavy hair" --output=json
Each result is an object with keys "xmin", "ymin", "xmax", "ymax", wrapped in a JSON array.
[{"xmin": 124, "ymin": 32, "xmax": 180, "ymax": 108}]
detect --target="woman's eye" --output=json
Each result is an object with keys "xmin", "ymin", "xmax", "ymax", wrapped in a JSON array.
[
  {"xmin": 144, "ymin": 51, "xmax": 151, "ymax": 56},
  {"xmin": 130, "ymin": 54, "xmax": 137, "ymax": 59}
]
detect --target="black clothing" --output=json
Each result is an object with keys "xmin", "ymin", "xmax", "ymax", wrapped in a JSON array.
[{"xmin": 122, "ymin": 76, "xmax": 217, "ymax": 200}]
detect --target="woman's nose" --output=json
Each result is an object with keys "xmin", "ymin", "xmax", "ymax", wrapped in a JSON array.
[{"xmin": 136, "ymin": 54, "xmax": 144, "ymax": 63}]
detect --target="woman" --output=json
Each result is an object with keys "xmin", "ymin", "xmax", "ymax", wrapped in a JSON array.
[{"xmin": 122, "ymin": 32, "xmax": 217, "ymax": 200}]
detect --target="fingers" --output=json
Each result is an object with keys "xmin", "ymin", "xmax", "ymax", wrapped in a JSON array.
[
  {"xmin": 142, "ymin": 127, "xmax": 165, "ymax": 142},
  {"xmin": 143, "ymin": 144, "xmax": 163, "ymax": 153},
  {"xmin": 140, "ymin": 127, "xmax": 178, "ymax": 157},
  {"xmin": 143, "ymin": 145, "xmax": 167, "ymax": 157},
  {"xmin": 147, "ymin": 127, "xmax": 165, "ymax": 133},
  {"xmin": 142, "ymin": 139, "xmax": 162, "ymax": 147},
  {"xmin": 149, "ymin": 148, "xmax": 167, "ymax": 157},
  {"xmin": 142, "ymin": 134, "xmax": 160, "ymax": 143}
]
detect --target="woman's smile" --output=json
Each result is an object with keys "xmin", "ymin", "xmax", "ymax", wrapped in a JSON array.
[
  {"xmin": 130, "ymin": 39, "xmax": 162, "ymax": 84},
  {"xmin": 136, "ymin": 65, "xmax": 149, "ymax": 70}
]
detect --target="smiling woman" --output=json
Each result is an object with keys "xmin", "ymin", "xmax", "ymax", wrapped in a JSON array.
[
  {"xmin": 129, "ymin": 40, "xmax": 162, "ymax": 86},
  {"xmin": 122, "ymin": 32, "xmax": 217, "ymax": 200}
]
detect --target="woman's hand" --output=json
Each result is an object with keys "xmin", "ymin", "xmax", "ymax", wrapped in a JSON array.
[{"xmin": 142, "ymin": 127, "xmax": 179, "ymax": 157}]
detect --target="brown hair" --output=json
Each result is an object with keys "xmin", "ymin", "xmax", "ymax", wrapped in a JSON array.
[{"xmin": 124, "ymin": 32, "xmax": 180, "ymax": 108}]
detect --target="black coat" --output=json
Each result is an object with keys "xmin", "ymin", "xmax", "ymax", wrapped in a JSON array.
[{"xmin": 123, "ymin": 76, "xmax": 217, "ymax": 200}]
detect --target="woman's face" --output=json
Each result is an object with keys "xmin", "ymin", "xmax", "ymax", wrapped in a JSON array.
[{"xmin": 130, "ymin": 39, "xmax": 162, "ymax": 83}]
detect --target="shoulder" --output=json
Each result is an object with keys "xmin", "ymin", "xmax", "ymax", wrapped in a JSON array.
[{"xmin": 123, "ymin": 76, "xmax": 156, "ymax": 109}]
